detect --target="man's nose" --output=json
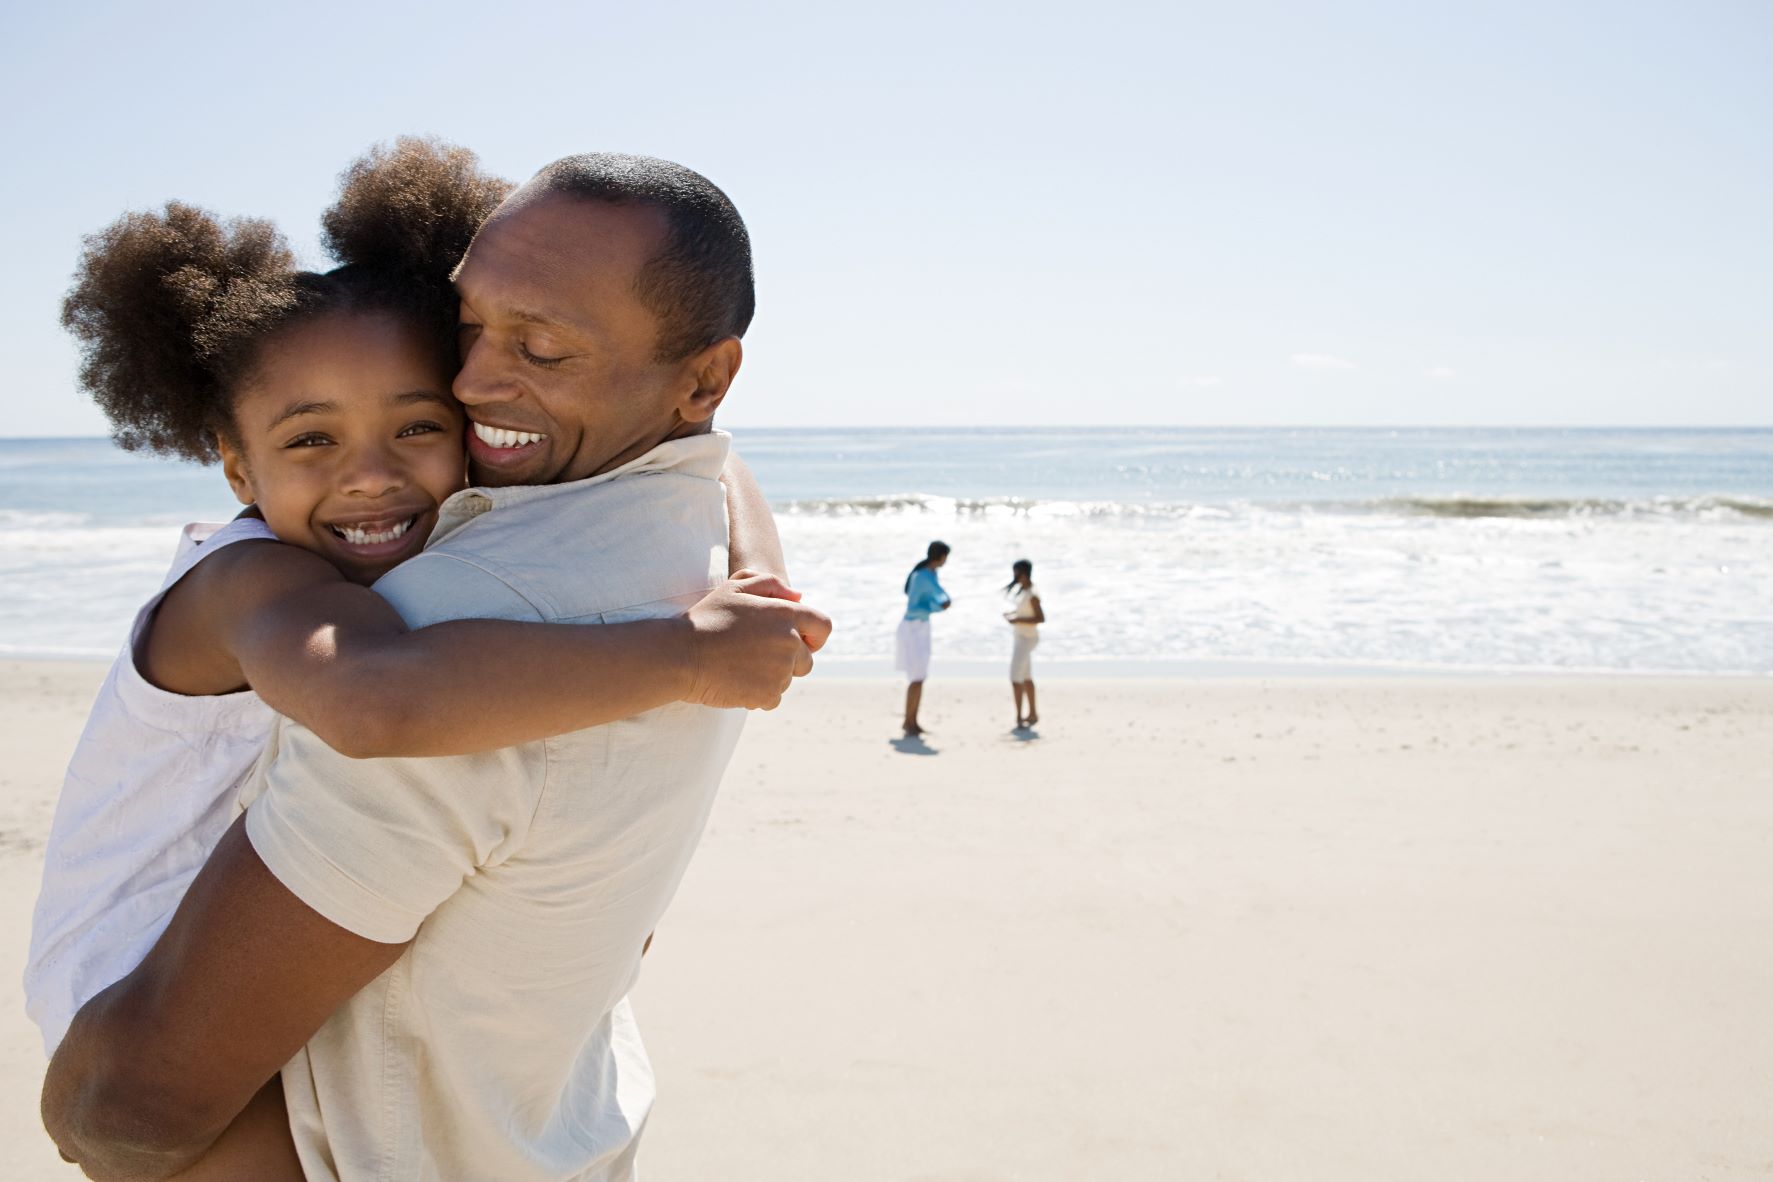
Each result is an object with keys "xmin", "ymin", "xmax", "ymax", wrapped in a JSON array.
[{"xmin": 453, "ymin": 335, "xmax": 516, "ymax": 407}]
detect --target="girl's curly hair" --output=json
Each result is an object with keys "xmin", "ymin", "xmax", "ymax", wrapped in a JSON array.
[{"xmin": 62, "ymin": 137, "xmax": 512, "ymax": 462}]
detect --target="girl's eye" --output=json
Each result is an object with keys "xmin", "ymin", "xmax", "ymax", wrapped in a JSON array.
[
  {"xmin": 397, "ymin": 421, "xmax": 445, "ymax": 438},
  {"xmin": 285, "ymin": 433, "xmax": 331, "ymax": 449},
  {"xmin": 519, "ymin": 342, "xmax": 566, "ymax": 369}
]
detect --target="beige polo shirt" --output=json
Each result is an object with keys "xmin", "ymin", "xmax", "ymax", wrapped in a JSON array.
[{"xmin": 239, "ymin": 432, "xmax": 744, "ymax": 1182}]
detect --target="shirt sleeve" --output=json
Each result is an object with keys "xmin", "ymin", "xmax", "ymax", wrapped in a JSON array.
[
  {"xmin": 243, "ymin": 547, "xmax": 551, "ymax": 943},
  {"xmin": 908, "ymin": 568, "xmax": 947, "ymax": 614},
  {"xmin": 244, "ymin": 726, "xmax": 546, "ymax": 943}
]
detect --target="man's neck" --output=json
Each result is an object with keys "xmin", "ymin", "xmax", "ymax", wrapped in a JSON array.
[{"xmin": 588, "ymin": 417, "xmax": 714, "ymax": 480}]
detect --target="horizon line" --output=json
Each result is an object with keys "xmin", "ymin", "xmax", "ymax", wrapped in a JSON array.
[{"xmin": 5, "ymin": 424, "xmax": 1773, "ymax": 442}]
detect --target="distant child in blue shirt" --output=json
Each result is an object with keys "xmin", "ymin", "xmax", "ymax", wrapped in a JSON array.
[{"xmin": 897, "ymin": 540, "xmax": 951, "ymax": 734}]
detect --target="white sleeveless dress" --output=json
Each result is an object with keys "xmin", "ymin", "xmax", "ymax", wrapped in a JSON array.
[
  {"xmin": 24, "ymin": 518, "xmax": 279, "ymax": 1054},
  {"xmin": 1007, "ymin": 583, "xmax": 1040, "ymax": 681}
]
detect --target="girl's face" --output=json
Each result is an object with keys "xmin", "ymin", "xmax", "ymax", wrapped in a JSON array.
[{"xmin": 218, "ymin": 310, "xmax": 467, "ymax": 586}]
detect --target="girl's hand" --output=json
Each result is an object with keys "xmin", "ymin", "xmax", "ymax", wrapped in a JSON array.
[{"xmin": 682, "ymin": 571, "xmax": 833, "ymax": 710}]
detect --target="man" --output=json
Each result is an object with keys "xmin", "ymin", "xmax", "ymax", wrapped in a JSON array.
[{"xmin": 44, "ymin": 154, "xmax": 830, "ymax": 1180}]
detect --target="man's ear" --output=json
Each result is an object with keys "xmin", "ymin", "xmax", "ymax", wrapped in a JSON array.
[
  {"xmin": 675, "ymin": 338, "xmax": 743, "ymax": 425},
  {"xmin": 217, "ymin": 436, "xmax": 257, "ymax": 507}
]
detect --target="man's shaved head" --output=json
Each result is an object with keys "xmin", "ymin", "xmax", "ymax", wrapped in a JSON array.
[{"xmin": 507, "ymin": 154, "xmax": 754, "ymax": 362}]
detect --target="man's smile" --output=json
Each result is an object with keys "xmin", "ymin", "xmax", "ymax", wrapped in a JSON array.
[
  {"xmin": 466, "ymin": 420, "xmax": 551, "ymax": 473},
  {"xmin": 471, "ymin": 421, "xmax": 548, "ymax": 450}
]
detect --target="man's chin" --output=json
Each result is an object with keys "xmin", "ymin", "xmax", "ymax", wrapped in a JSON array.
[
  {"xmin": 469, "ymin": 450, "xmax": 550, "ymax": 488},
  {"xmin": 469, "ymin": 462, "xmax": 525, "ymax": 488}
]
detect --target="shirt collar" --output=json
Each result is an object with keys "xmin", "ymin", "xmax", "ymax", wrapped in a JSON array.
[{"xmin": 429, "ymin": 429, "xmax": 731, "ymax": 547}]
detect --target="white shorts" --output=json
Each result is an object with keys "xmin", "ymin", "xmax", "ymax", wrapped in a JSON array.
[
  {"xmin": 1010, "ymin": 629, "xmax": 1039, "ymax": 682},
  {"xmin": 896, "ymin": 618, "xmax": 932, "ymax": 682}
]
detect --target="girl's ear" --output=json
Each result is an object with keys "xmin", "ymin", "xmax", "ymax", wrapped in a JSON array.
[{"xmin": 217, "ymin": 437, "xmax": 256, "ymax": 507}]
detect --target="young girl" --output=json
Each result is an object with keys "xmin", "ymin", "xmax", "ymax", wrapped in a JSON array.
[
  {"xmin": 27, "ymin": 138, "xmax": 820, "ymax": 1096},
  {"xmin": 1003, "ymin": 558, "xmax": 1045, "ymax": 728},
  {"xmin": 897, "ymin": 539, "xmax": 951, "ymax": 735}
]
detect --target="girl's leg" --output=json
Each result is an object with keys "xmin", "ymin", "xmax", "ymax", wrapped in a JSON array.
[
  {"xmin": 904, "ymin": 681, "xmax": 924, "ymax": 733},
  {"xmin": 164, "ymin": 1075, "xmax": 304, "ymax": 1181},
  {"xmin": 1024, "ymin": 679, "xmax": 1038, "ymax": 726},
  {"xmin": 1012, "ymin": 681, "xmax": 1026, "ymax": 726}
]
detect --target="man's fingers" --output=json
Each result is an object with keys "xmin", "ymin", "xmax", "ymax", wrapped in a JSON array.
[
  {"xmin": 791, "ymin": 642, "xmax": 814, "ymax": 679},
  {"xmin": 736, "ymin": 573, "xmax": 801, "ymax": 602}
]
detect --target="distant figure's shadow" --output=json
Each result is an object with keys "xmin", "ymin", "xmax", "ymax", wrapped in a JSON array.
[
  {"xmin": 1010, "ymin": 726, "xmax": 1041, "ymax": 742},
  {"xmin": 889, "ymin": 733, "xmax": 938, "ymax": 756}
]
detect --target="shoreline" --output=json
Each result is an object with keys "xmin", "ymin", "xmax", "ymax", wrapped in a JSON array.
[
  {"xmin": 6, "ymin": 653, "xmax": 1770, "ymax": 681},
  {"xmin": 806, "ymin": 656, "xmax": 1773, "ymax": 680}
]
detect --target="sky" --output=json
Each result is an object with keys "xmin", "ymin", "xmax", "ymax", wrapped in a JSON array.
[{"xmin": 2, "ymin": 0, "xmax": 1767, "ymax": 434}]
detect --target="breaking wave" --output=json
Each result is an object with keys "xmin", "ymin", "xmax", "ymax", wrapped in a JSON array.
[
  {"xmin": 779, "ymin": 493, "xmax": 1773, "ymax": 522},
  {"xmin": 1375, "ymin": 495, "xmax": 1773, "ymax": 520}
]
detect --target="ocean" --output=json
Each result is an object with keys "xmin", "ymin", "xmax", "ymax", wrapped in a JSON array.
[{"xmin": 3, "ymin": 428, "xmax": 1770, "ymax": 675}]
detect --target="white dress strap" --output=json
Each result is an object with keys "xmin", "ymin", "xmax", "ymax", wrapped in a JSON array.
[{"xmin": 155, "ymin": 517, "xmax": 280, "ymax": 600}]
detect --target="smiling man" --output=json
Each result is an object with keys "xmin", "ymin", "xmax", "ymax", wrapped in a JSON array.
[
  {"xmin": 455, "ymin": 179, "xmax": 746, "ymax": 487},
  {"xmin": 43, "ymin": 155, "xmax": 828, "ymax": 1181}
]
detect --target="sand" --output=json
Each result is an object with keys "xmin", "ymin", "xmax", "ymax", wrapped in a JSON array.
[{"xmin": 3, "ymin": 661, "xmax": 1770, "ymax": 1180}]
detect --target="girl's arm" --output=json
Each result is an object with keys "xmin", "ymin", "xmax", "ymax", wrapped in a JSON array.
[
  {"xmin": 152, "ymin": 541, "xmax": 830, "ymax": 760},
  {"xmin": 722, "ymin": 451, "xmax": 788, "ymax": 580},
  {"xmin": 907, "ymin": 567, "xmax": 950, "ymax": 613}
]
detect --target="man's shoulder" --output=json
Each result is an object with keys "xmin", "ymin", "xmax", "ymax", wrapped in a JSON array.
[
  {"xmin": 402, "ymin": 467, "xmax": 729, "ymax": 624},
  {"xmin": 373, "ymin": 551, "xmax": 546, "ymax": 628}
]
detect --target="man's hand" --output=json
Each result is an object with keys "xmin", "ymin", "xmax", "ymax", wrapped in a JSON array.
[{"xmin": 682, "ymin": 570, "xmax": 832, "ymax": 709}]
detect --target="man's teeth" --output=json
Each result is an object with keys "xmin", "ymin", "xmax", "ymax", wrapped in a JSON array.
[
  {"xmin": 472, "ymin": 422, "xmax": 547, "ymax": 449},
  {"xmin": 333, "ymin": 517, "xmax": 414, "ymax": 547}
]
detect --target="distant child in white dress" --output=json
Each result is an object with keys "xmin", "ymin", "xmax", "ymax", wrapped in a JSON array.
[
  {"xmin": 27, "ymin": 138, "xmax": 824, "ymax": 1177},
  {"xmin": 1003, "ymin": 558, "xmax": 1045, "ymax": 729}
]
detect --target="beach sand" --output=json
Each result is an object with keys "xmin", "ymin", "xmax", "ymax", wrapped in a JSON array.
[{"xmin": 3, "ymin": 661, "xmax": 1770, "ymax": 1180}]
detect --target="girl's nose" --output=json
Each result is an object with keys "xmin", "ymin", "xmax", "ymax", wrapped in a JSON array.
[{"xmin": 341, "ymin": 446, "xmax": 406, "ymax": 498}]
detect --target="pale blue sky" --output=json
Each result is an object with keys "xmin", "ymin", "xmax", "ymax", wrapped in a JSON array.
[{"xmin": 3, "ymin": 0, "xmax": 1767, "ymax": 434}]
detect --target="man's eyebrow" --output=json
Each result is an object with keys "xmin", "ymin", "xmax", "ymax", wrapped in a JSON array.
[
  {"xmin": 507, "ymin": 306, "xmax": 573, "ymax": 330},
  {"xmin": 267, "ymin": 399, "xmax": 338, "ymax": 429}
]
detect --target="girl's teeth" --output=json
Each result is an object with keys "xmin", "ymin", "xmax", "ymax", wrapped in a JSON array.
[
  {"xmin": 335, "ymin": 517, "xmax": 414, "ymax": 547},
  {"xmin": 473, "ymin": 422, "xmax": 547, "ymax": 449}
]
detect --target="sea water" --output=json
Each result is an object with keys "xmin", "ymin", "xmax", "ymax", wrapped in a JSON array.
[{"xmin": 3, "ymin": 429, "xmax": 1769, "ymax": 675}]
